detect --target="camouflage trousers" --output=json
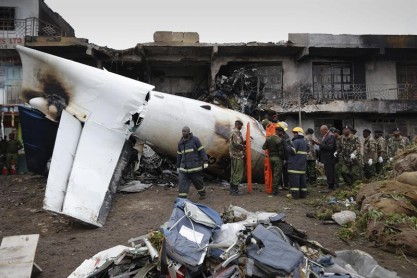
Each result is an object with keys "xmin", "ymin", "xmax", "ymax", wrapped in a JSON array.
[
  {"xmin": 230, "ymin": 158, "xmax": 244, "ymax": 192},
  {"xmin": 341, "ymin": 162, "xmax": 362, "ymax": 186},
  {"xmin": 270, "ymin": 157, "xmax": 283, "ymax": 193},
  {"xmin": 306, "ymin": 160, "xmax": 316, "ymax": 184},
  {"xmin": 334, "ymin": 161, "xmax": 342, "ymax": 185},
  {"xmin": 363, "ymin": 163, "xmax": 376, "ymax": 179}
]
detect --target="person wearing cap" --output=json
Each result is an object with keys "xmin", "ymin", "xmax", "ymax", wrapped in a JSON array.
[
  {"xmin": 262, "ymin": 126, "xmax": 285, "ymax": 195},
  {"xmin": 286, "ymin": 127, "xmax": 308, "ymax": 199},
  {"xmin": 176, "ymin": 126, "xmax": 209, "ymax": 200},
  {"xmin": 261, "ymin": 114, "xmax": 270, "ymax": 130},
  {"xmin": 229, "ymin": 120, "xmax": 245, "ymax": 196},
  {"xmin": 340, "ymin": 126, "xmax": 362, "ymax": 186},
  {"xmin": 362, "ymin": 129, "xmax": 377, "ymax": 179},
  {"xmin": 304, "ymin": 128, "xmax": 318, "ymax": 185},
  {"xmin": 388, "ymin": 128, "xmax": 407, "ymax": 159},
  {"xmin": 374, "ymin": 130, "xmax": 387, "ymax": 174}
]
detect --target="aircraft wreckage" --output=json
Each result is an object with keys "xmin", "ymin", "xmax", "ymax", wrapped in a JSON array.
[{"xmin": 16, "ymin": 45, "xmax": 267, "ymax": 227}]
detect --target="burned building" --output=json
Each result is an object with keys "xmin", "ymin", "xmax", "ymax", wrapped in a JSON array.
[{"xmin": 90, "ymin": 32, "xmax": 417, "ymax": 140}]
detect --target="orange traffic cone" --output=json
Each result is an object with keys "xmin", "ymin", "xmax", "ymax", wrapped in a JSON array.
[{"xmin": 10, "ymin": 160, "xmax": 16, "ymax": 175}]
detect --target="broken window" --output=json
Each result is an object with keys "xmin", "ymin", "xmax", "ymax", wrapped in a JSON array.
[
  {"xmin": 397, "ymin": 64, "xmax": 417, "ymax": 100},
  {"xmin": 0, "ymin": 7, "xmax": 15, "ymax": 31},
  {"xmin": 313, "ymin": 63, "xmax": 363, "ymax": 100},
  {"xmin": 256, "ymin": 65, "xmax": 283, "ymax": 101}
]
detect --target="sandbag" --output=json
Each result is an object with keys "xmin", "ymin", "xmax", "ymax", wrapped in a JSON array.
[
  {"xmin": 357, "ymin": 180, "xmax": 417, "ymax": 208},
  {"xmin": 366, "ymin": 221, "xmax": 417, "ymax": 257},
  {"xmin": 396, "ymin": 171, "xmax": 417, "ymax": 186},
  {"xmin": 394, "ymin": 153, "xmax": 417, "ymax": 175}
]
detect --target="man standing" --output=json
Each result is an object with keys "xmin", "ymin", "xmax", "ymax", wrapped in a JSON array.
[
  {"xmin": 304, "ymin": 128, "xmax": 318, "ymax": 185},
  {"xmin": 374, "ymin": 130, "xmax": 387, "ymax": 174},
  {"xmin": 287, "ymin": 127, "xmax": 308, "ymax": 199},
  {"xmin": 340, "ymin": 126, "xmax": 362, "ymax": 186},
  {"xmin": 176, "ymin": 126, "xmax": 208, "ymax": 200},
  {"xmin": 262, "ymin": 126, "xmax": 285, "ymax": 195},
  {"xmin": 363, "ymin": 129, "xmax": 377, "ymax": 179},
  {"xmin": 388, "ymin": 128, "xmax": 407, "ymax": 159},
  {"xmin": 6, "ymin": 133, "xmax": 23, "ymax": 174},
  {"xmin": 315, "ymin": 125, "xmax": 337, "ymax": 190},
  {"xmin": 229, "ymin": 120, "xmax": 245, "ymax": 196}
]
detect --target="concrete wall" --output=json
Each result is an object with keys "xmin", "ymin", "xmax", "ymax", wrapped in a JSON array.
[
  {"xmin": 365, "ymin": 60, "xmax": 397, "ymax": 100},
  {"xmin": 1, "ymin": 0, "xmax": 39, "ymax": 19},
  {"xmin": 283, "ymin": 58, "xmax": 312, "ymax": 91}
]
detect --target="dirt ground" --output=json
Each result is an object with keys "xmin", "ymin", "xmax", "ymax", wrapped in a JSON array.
[{"xmin": 1, "ymin": 174, "xmax": 417, "ymax": 278}]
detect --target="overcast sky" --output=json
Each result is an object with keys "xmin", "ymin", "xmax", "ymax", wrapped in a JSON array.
[{"xmin": 44, "ymin": 0, "xmax": 417, "ymax": 50}]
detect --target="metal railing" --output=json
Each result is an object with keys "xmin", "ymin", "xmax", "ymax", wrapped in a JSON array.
[
  {"xmin": 1, "ymin": 85, "xmax": 23, "ymax": 105},
  {"xmin": 0, "ymin": 17, "xmax": 68, "ymax": 38},
  {"xmin": 267, "ymin": 83, "xmax": 417, "ymax": 109}
]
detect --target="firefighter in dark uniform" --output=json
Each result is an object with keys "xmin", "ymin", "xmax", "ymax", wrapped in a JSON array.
[
  {"xmin": 287, "ymin": 127, "xmax": 308, "ymax": 199},
  {"xmin": 176, "ymin": 126, "xmax": 208, "ymax": 200}
]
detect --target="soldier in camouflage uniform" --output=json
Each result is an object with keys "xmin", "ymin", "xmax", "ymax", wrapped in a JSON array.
[
  {"xmin": 333, "ymin": 129, "xmax": 342, "ymax": 187},
  {"xmin": 388, "ymin": 128, "xmax": 407, "ymax": 159},
  {"xmin": 340, "ymin": 126, "xmax": 362, "ymax": 186},
  {"xmin": 229, "ymin": 120, "xmax": 245, "ymax": 195},
  {"xmin": 362, "ymin": 129, "xmax": 377, "ymax": 179},
  {"xmin": 374, "ymin": 130, "xmax": 387, "ymax": 174},
  {"xmin": 304, "ymin": 128, "xmax": 318, "ymax": 185},
  {"xmin": 262, "ymin": 126, "xmax": 285, "ymax": 195}
]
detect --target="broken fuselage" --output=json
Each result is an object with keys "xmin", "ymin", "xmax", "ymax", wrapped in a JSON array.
[{"xmin": 16, "ymin": 45, "xmax": 266, "ymax": 227}]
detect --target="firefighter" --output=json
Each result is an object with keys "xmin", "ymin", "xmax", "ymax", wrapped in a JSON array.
[
  {"xmin": 176, "ymin": 126, "xmax": 209, "ymax": 200},
  {"xmin": 286, "ymin": 127, "xmax": 308, "ymax": 199}
]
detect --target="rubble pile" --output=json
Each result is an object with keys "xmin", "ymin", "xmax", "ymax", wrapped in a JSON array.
[
  {"xmin": 120, "ymin": 145, "xmax": 178, "ymax": 192},
  {"xmin": 69, "ymin": 200, "xmax": 399, "ymax": 278},
  {"xmin": 197, "ymin": 67, "xmax": 265, "ymax": 116},
  {"xmin": 308, "ymin": 150, "xmax": 417, "ymax": 257}
]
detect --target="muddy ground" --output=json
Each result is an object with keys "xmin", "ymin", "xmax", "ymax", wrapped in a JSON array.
[{"xmin": 1, "ymin": 174, "xmax": 417, "ymax": 278}]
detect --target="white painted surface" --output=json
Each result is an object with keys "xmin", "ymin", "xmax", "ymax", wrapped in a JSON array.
[
  {"xmin": 44, "ymin": 110, "xmax": 82, "ymax": 213},
  {"xmin": 0, "ymin": 234, "xmax": 39, "ymax": 278}
]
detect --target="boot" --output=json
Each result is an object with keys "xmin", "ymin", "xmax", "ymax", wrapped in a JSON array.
[{"xmin": 230, "ymin": 184, "xmax": 243, "ymax": 196}]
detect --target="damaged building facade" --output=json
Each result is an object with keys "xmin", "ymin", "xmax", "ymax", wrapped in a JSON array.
[{"xmin": 104, "ymin": 32, "xmax": 417, "ymax": 139}]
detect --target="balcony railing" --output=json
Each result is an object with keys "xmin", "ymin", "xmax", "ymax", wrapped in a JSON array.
[
  {"xmin": 271, "ymin": 83, "xmax": 417, "ymax": 109},
  {"xmin": 0, "ymin": 17, "xmax": 68, "ymax": 38},
  {"xmin": 1, "ymin": 85, "xmax": 23, "ymax": 105}
]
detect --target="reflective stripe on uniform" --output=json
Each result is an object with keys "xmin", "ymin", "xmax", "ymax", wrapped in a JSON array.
[
  {"xmin": 197, "ymin": 187, "xmax": 206, "ymax": 193},
  {"xmin": 177, "ymin": 148, "xmax": 195, "ymax": 154},
  {"xmin": 288, "ymin": 170, "xmax": 306, "ymax": 174},
  {"xmin": 197, "ymin": 146, "xmax": 204, "ymax": 151},
  {"xmin": 179, "ymin": 166, "xmax": 203, "ymax": 173},
  {"xmin": 290, "ymin": 187, "xmax": 299, "ymax": 191},
  {"xmin": 178, "ymin": 193, "xmax": 188, "ymax": 198},
  {"xmin": 296, "ymin": 151, "xmax": 307, "ymax": 154},
  {"xmin": 300, "ymin": 188, "xmax": 308, "ymax": 191}
]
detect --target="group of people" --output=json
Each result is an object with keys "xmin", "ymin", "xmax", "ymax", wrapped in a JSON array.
[
  {"xmin": 0, "ymin": 133, "xmax": 23, "ymax": 175},
  {"xmin": 175, "ymin": 118, "xmax": 413, "ymax": 200}
]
